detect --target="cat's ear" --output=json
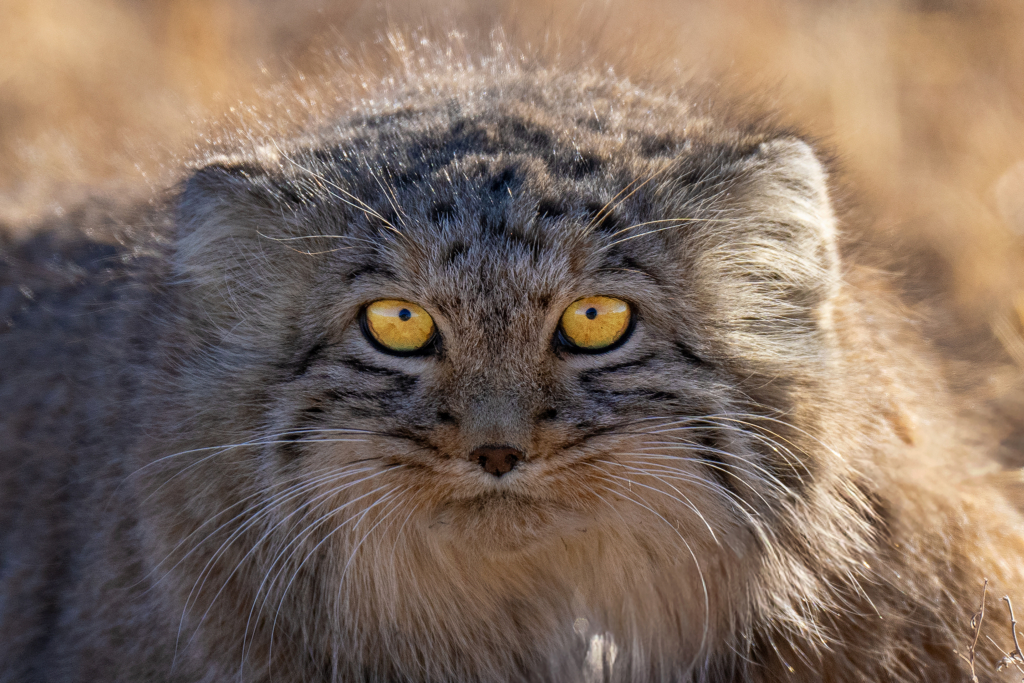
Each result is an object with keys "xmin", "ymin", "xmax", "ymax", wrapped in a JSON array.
[
  {"xmin": 173, "ymin": 158, "xmax": 318, "ymax": 326},
  {"xmin": 692, "ymin": 138, "xmax": 841, "ymax": 368}
]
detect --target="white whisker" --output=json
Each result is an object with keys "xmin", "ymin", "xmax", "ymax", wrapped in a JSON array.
[
  {"xmin": 586, "ymin": 473, "xmax": 712, "ymax": 665},
  {"xmin": 177, "ymin": 467, "xmax": 389, "ymax": 657},
  {"xmin": 237, "ymin": 476, "xmax": 398, "ymax": 668}
]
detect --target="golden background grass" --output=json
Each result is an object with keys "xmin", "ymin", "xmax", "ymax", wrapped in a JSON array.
[{"xmin": 1, "ymin": 0, "xmax": 1023, "ymax": 357}]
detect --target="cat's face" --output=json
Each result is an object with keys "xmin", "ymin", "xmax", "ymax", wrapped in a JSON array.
[
  {"xmin": 268, "ymin": 160, "xmax": 726, "ymax": 551},
  {"xmin": 152, "ymin": 81, "xmax": 843, "ymax": 667}
]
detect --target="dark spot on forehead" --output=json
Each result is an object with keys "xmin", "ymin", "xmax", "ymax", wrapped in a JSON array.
[
  {"xmin": 391, "ymin": 168, "xmax": 425, "ymax": 189},
  {"xmin": 551, "ymin": 151, "xmax": 604, "ymax": 179},
  {"xmin": 480, "ymin": 306, "xmax": 512, "ymax": 331},
  {"xmin": 487, "ymin": 167, "xmax": 519, "ymax": 195},
  {"xmin": 443, "ymin": 241, "xmax": 470, "ymax": 265},
  {"xmin": 575, "ymin": 114, "xmax": 606, "ymax": 133},
  {"xmin": 531, "ymin": 291, "xmax": 553, "ymax": 308},
  {"xmin": 480, "ymin": 224, "xmax": 548, "ymax": 264},
  {"xmin": 536, "ymin": 198, "xmax": 566, "ymax": 220},
  {"xmin": 572, "ymin": 152, "xmax": 603, "ymax": 177},
  {"xmin": 430, "ymin": 201, "xmax": 457, "ymax": 224},
  {"xmin": 276, "ymin": 184, "xmax": 304, "ymax": 206},
  {"xmin": 584, "ymin": 201, "xmax": 625, "ymax": 234},
  {"xmin": 638, "ymin": 133, "xmax": 679, "ymax": 157},
  {"xmin": 501, "ymin": 117, "xmax": 553, "ymax": 149},
  {"xmin": 482, "ymin": 214, "xmax": 509, "ymax": 238},
  {"xmin": 357, "ymin": 105, "xmax": 421, "ymax": 129}
]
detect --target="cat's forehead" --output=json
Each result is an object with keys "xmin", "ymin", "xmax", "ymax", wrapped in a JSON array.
[
  {"xmin": 198, "ymin": 75, "xmax": 781, "ymax": 330},
  {"xmin": 333, "ymin": 151, "xmax": 675, "ymax": 316}
]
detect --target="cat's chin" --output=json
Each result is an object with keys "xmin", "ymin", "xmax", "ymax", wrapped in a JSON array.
[{"xmin": 428, "ymin": 493, "xmax": 590, "ymax": 552}]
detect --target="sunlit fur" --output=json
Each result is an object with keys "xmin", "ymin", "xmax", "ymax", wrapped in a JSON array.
[{"xmin": 2, "ymin": 48, "xmax": 1024, "ymax": 682}]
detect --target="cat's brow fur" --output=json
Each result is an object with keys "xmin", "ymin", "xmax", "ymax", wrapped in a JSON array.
[{"xmin": 2, "ymin": 49, "xmax": 1024, "ymax": 682}]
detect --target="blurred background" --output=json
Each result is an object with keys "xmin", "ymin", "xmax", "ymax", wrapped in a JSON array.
[{"xmin": 1, "ymin": 0, "xmax": 1023, "ymax": 369}]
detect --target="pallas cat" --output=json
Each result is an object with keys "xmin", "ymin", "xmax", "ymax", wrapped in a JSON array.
[{"xmin": 1, "ymin": 52, "xmax": 1023, "ymax": 682}]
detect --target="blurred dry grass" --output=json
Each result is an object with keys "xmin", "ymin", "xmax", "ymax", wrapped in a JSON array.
[{"xmin": 1, "ymin": 0, "xmax": 1023, "ymax": 358}]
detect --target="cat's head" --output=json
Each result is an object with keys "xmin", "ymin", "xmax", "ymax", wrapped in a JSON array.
[{"xmin": 151, "ymin": 70, "xmax": 866, "ymax": 667}]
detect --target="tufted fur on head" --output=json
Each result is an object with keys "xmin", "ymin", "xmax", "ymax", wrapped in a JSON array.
[{"xmin": 2, "ymin": 46, "xmax": 1024, "ymax": 683}]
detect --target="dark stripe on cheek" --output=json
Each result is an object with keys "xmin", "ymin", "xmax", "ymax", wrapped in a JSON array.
[
  {"xmin": 693, "ymin": 429, "xmax": 742, "ymax": 503},
  {"xmin": 279, "ymin": 429, "xmax": 307, "ymax": 461},
  {"xmin": 585, "ymin": 387, "xmax": 680, "ymax": 401},
  {"xmin": 756, "ymin": 434, "xmax": 813, "ymax": 498},
  {"xmin": 675, "ymin": 341, "xmax": 705, "ymax": 366},
  {"xmin": 320, "ymin": 374, "xmax": 419, "ymax": 419},
  {"xmin": 577, "ymin": 354, "xmax": 657, "ymax": 382},
  {"xmin": 561, "ymin": 422, "xmax": 618, "ymax": 449},
  {"xmin": 292, "ymin": 341, "xmax": 327, "ymax": 377},
  {"xmin": 338, "ymin": 357, "xmax": 406, "ymax": 377}
]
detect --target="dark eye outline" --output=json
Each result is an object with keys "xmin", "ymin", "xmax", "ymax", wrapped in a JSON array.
[
  {"xmin": 554, "ymin": 300, "xmax": 637, "ymax": 355},
  {"xmin": 359, "ymin": 304, "xmax": 441, "ymax": 358}
]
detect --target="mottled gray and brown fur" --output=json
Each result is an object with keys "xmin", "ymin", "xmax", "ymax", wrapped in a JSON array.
[{"xmin": 2, "ymin": 51, "xmax": 1024, "ymax": 682}]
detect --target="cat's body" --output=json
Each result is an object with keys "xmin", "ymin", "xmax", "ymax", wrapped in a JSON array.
[{"xmin": 2, "ymin": 56, "xmax": 1023, "ymax": 682}]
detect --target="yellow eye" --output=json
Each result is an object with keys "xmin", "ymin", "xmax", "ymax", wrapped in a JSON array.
[
  {"xmin": 559, "ymin": 296, "xmax": 632, "ymax": 351},
  {"xmin": 364, "ymin": 300, "xmax": 436, "ymax": 353}
]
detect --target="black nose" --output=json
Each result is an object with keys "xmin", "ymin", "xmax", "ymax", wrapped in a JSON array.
[{"xmin": 470, "ymin": 445, "xmax": 523, "ymax": 477}]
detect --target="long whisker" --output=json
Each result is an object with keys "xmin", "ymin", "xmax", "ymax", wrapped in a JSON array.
[
  {"xmin": 178, "ymin": 467, "xmax": 390, "ymax": 656},
  {"xmin": 140, "ymin": 429, "xmax": 392, "ymax": 589},
  {"xmin": 159, "ymin": 463, "xmax": 380, "ymax": 590},
  {"xmin": 143, "ymin": 463, "xmax": 372, "ymax": 591},
  {"xmin": 601, "ymin": 458, "xmax": 777, "ymax": 550},
  {"xmin": 601, "ymin": 457, "xmax": 761, "ymax": 515},
  {"xmin": 127, "ymin": 427, "xmax": 379, "ymax": 481},
  {"xmin": 705, "ymin": 414, "xmax": 835, "ymax": 458},
  {"xmin": 597, "ymin": 220, "xmax": 707, "ymax": 252},
  {"xmin": 271, "ymin": 142, "xmax": 379, "ymax": 219},
  {"xmin": 245, "ymin": 484, "xmax": 403, "ymax": 672},
  {"xmin": 253, "ymin": 233, "xmax": 366, "ymax": 242},
  {"xmin": 589, "ymin": 467, "xmax": 720, "ymax": 546},
  {"xmin": 267, "ymin": 484, "xmax": 409, "ymax": 669},
  {"xmin": 255, "ymin": 233, "xmax": 354, "ymax": 256},
  {"xmin": 582, "ymin": 174, "xmax": 646, "ymax": 234},
  {"xmin": 387, "ymin": 495, "xmax": 421, "ymax": 573},
  {"xmin": 140, "ymin": 437, "xmax": 372, "ymax": 504},
  {"xmin": 171, "ymin": 465, "xmax": 370, "ymax": 666},
  {"xmin": 631, "ymin": 441, "xmax": 795, "ymax": 494},
  {"xmin": 586, "ymin": 473, "xmax": 711, "ymax": 661},
  {"xmin": 630, "ymin": 414, "xmax": 816, "ymax": 481},
  {"xmin": 253, "ymin": 232, "xmax": 390, "ymax": 261},
  {"xmin": 237, "ymin": 476, "xmax": 397, "ymax": 665},
  {"xmin": 608, "ymin": 415, "xmax": 807, "ymax": 487}
]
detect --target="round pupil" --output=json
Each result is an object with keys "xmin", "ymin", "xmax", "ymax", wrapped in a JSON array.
[
  {"xmin": 398, "ymin": 308, "xmax": 412, "ymax": 321},
  {"xmin": 585, "ymin": 307, "xmax": 598, "ymax": 320}
]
